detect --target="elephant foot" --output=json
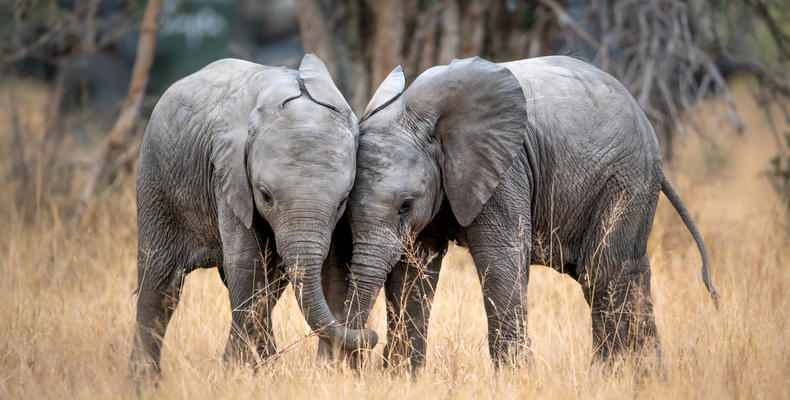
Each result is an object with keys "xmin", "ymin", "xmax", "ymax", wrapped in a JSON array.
[
  {"xmin": 591, "ymin": 336, "xmax": 664, "ymax": 379},
  {"xmin": 223, "ymin": 335, "xmax": 277, "ymax": 370},
  {"xmin": 128, "ymin": 349, "xmax": 161, "ymax": 398},
  {"xmin": 490, "ymin": 337, "xmax": 533, "ymax": 368},
  {"xmin": 382, "ymin": 341, "xmax": 427, "ymax": 376},
  {"xmin": 317, "ymin": 337, "xmax": 349, "ymax": 364}
]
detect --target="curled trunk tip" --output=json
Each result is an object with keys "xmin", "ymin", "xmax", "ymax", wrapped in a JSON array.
[{"xmin": 281, "ymin": 237, "xmax": 378, "ymax": 352}]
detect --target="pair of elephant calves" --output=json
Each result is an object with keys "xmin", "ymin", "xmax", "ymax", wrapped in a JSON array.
[{"xmin": 129, "ymin": 54, "xmax": 718, "ymax": 377}]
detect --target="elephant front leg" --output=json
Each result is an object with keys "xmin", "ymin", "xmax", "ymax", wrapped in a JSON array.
[
  {"xmin": 582, "ymin": 254, "xmax": 661, "ymax": 368},
  {"xmin": 466, "ymin": 214, "xmax": 533, "ymax": 367},
  {"xmin": 224, "ymin": 255, "xmax": 287, "ymax": 366},
  {"xmin": 383, "ymin": 237, "xmax": 446, "ymax": 372}
]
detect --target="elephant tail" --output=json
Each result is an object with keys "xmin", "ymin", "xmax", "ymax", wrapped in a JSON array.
[{"xmin": 660, "ymin": 172, "xmax": 719, "ymax": 309}]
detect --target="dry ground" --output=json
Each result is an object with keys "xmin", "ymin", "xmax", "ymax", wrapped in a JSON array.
[{"xmin": 1, "ymin": 80, "xmax": 789, "ymax": 399}]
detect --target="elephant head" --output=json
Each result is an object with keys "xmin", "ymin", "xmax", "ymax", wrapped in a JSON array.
[
  {"xmin": 342, "ymin": 57, "xmax": 527, "ymax": 333},
  {"xmin": 213, "ymin": 54, "xmax": 376, "ymax": 351}
]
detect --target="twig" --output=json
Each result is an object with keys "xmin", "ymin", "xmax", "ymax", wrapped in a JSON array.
[
  {"xmin": 538, "ymin": 0, "xmax": 600, "ymax": 49},
  {"xmin": 8, "ymin": 79, "xmax": 30, "ymax": 185},
  {"xmin": 745, "ymin": 0, "xmax": 790, "ymax": 60}
]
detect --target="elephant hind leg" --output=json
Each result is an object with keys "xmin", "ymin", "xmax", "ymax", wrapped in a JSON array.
[
  {"xmin": 129, "ymin": 252, "xmax": 187, "ymax": 380},
  {"xmin": 581, "ymin": 253, "xmax": 661, "ymax": 367}
]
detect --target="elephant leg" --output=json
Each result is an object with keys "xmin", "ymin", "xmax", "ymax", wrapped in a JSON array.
[
  {"xmin": 224, "ymin": 255, "xmax": 287, "ymax": 365},
  {"xmin": 383, "ymin": 236, "xmax": 447, "ymax": 371},
  {"xmin": 581, "ymin": 253, "xmax": 661, "ymax": 366},
  {"xmin": 466, "ymin": 210, "xmax": 532, "ymax": 367},
  {"xmin": 129, "ymin": 251, "xmax": 187, "ymax": 379},
  {"xmin": 219, "ymin": 209, "xmax": 286, "ymax": 365}
]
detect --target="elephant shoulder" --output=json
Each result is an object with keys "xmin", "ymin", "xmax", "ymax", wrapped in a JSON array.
[
  {"xmin": 146, "ymin": 59, "xmax": 277, "ymax": 146},
  {"xmin": 502, "ymin": 57, "xmax": 645, "ymax": 141},
  {"xmin": 141, "ymin": 60, "xmax": 276, "ymax": 226}
]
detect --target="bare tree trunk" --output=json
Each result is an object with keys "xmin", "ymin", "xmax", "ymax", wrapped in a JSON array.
[
  {"xmin": 342, "ymin": 0, "xmax": 370, "ymax": 114},
  {"xmin": 297, "ymin": 0, "xmax": 338, "ymax": 77},
  {"xmin": 459, "ymin": 0, "xmax": 488, "ymax": 58},
  {"xmin": 77, "ymin": 0, "xmax": 163, "ymax": 223},
  {"xmin": 402, "ymin": 1, "xmax": 444, "ymax": 78},
  {"xmin": 43, "ymin": 0, "xmax": 102, "ymax": 171},
  {"xmin": 40, "ymin": 59, "xmax": 68, "ymax": 170},
  {"xmin": 532, "ymin": 5, "xmax": 557, "ymax": 58},
  {"xmin": 438, "ymin": 0, "xmax": 461, "ymax": 64},
  {"xmin": 418, "ymin": 14, "xmax": 438, "ymax": 73},
  {"xmin": 371, "ymin": 0, "xmax": 404, "ymax": 88}
]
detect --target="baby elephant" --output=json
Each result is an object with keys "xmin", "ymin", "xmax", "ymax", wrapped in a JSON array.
[
  {"xmin": 129, "ymin": 54, "xmax": 375, "ymax": 378},
  {"xmin": 340, "ymin": 56, "xmax": 718, "ymax": 370}
]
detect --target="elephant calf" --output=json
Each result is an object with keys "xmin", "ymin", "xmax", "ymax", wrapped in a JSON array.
[
  {"xmin": 129, "ymin": 54, "xmax": 374, "ymax": 378},
  {"xmin": 340, "ymin": 56, "xmax": 718, "ymax": 370}
]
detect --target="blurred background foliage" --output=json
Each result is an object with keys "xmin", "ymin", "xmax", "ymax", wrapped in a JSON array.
[{"xmin": 1, "ymin": 0, "xmax": 789, "ymax": 222}]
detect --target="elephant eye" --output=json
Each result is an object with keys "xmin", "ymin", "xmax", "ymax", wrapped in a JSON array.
[
  {"xmin": 259, "ymin": 186, "xmax": 273, "ymax": 206},
  {"xmin": 398, "ymin": 197, "xmax": 414, "ymax": 216}
]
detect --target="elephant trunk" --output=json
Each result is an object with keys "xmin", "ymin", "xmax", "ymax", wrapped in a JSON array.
[
  {"xmin": 343, "ymin": 225, "xmax": 401, "ymax": 331},
  {"xmin": 278, "ymin": 213, "xmax": 377, "ymax": 351}
]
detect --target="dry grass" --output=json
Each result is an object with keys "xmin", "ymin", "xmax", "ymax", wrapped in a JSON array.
[{"xmin": 2, "ymin": 79, "xmax": 789, "ymax": 399}]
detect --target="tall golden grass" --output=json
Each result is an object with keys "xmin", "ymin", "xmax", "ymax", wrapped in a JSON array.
[{"xmin": 1, "ymin": 79, "xmax": 789, "ymax": 399}]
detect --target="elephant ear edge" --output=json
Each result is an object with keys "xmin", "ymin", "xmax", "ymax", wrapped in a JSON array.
[
  {"xmin": 299, "ymin": 54, "xmax": 357, "ymax": 128},
  {"xmin": 361, "ymin": 66, "xmax": 406, "ymax": 123},
  {"xmin": 412, "ymin": 57, "xmax": 528, "ymax": 227}
]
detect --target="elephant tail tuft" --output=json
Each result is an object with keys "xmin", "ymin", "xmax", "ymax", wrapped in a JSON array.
[{"xmin": 660, "ymin": 172, "xmax": 719, "ymax": 309}]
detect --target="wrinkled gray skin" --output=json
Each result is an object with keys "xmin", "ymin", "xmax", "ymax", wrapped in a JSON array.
[
  {"xmin": 129, "ymin": 54, "xmax": 375, "ymax": 378},
  {"xmin": 343, "ymin": 56, "xmax": 718, "ymax": 370}
]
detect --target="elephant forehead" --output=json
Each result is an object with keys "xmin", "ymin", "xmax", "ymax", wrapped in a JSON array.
[
  {"xmin": 360, "ymin": 135, "xmax": 418, "ymax": 169},
  {"xmin": 249, "ymin": 129, "xmax": 356, "ymax": 187},
  {"xmin": 357, "ymin": 137, "xmax": 433, "ymax": 196},
  {"xmin": 260, "ymin": 123, "xmax": 354, "ymax": 153}
]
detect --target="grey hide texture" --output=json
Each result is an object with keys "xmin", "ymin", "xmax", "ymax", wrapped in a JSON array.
[
  {"xmin": 344, "ymin": 55, "xmax": 716, "ymax": 371},
  {"xmin": 130, "ymin": 55, "xmax": 373, "ymax": 381}
]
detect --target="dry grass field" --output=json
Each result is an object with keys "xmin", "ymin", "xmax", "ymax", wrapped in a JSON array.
[{"xmin": 2, "ymin": 80, "xmax": 789, "ymax": 399}]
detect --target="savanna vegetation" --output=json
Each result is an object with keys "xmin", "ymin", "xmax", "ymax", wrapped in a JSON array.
[
  {"xmin": 1, "ymin": 78, "xmax": 789, "ymax": 399},
  {"xmin": 2, "ymin": 0, "xmax": 790, "ymax": 398}
]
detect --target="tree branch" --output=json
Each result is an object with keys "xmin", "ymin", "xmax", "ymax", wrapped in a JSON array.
[{"xmin": 76, "ymin": 0, "xmax": 163, "ymax": 223}]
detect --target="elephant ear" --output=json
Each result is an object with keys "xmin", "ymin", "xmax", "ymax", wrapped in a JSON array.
[
  {"xmin": 299, "ymin": 54, "xmax": 356, "ymax": 126},
  {"xmin": 361, "ymin": 66, "xmax": 405, "ymax": 122},
  {"xmin": 407, "ymin": 57, "xmax": 527, "ymax": 227},
  {"xmin": 212, "ymin": 68, "xmax": 302, "ymax": 229}
]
